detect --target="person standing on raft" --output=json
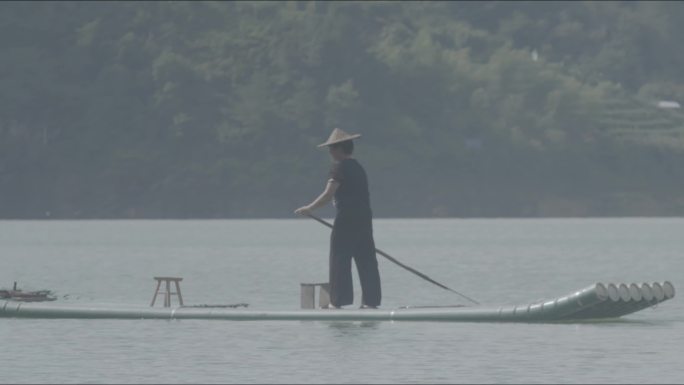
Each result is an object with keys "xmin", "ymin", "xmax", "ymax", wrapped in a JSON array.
[{"xmin": 295, "ymin": 128, "xmax": 382, "ymax": 309}]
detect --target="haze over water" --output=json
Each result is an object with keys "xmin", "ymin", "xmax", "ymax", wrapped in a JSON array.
[{"xmin": 0, "ymin": 218, "xmax": 682, "ymax": 383}]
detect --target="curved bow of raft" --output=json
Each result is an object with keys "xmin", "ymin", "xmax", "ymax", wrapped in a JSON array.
[{"xmin": 0, "ymin": 282, "xmax": 674, "ymax": 322}]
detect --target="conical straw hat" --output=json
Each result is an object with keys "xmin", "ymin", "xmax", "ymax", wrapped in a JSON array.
[{"xmin": 317, "ymin": 128, "xmax": 361, "ymax": 147}]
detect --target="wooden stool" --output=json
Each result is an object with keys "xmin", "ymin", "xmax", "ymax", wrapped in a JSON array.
[
  {"xmin": 150, "ymin": 277, "xmax": 184, "ymax": 307},
  {"xmin": 300, "ymin": 282, "xmax": 330, "ymax": 309}
]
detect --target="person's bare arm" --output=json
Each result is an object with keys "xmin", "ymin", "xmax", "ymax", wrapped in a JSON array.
[{"xmin": 295, "ymin": 179, "xmax": 339, "ymax": 216}]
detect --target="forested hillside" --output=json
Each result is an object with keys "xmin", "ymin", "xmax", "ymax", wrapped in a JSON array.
[{"xmin": 2, "ymin": 1, "xmax": 684, "ymax": 218}]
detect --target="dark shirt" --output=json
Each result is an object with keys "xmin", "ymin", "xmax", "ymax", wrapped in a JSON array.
[{"xmin": 329, "ymin": 158, "xmax": 372, "ymax": 221}]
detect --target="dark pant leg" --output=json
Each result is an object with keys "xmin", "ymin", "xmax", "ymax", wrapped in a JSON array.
[
  {"xmin": 329, "ymin": 227, "xmax": 354, "ymax": 307},
  {"xmin": 353, "ymin": 234, "xmax": 382, "ymax": 307}
]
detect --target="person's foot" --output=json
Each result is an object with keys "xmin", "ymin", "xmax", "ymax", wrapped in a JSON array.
[
  {"xmin": 322, "ymin": 304, "xmax": 340, "ymax": 309},
  {"xmin": 360, "ymin": 304, "xmax": 378, "ymax": 309}
]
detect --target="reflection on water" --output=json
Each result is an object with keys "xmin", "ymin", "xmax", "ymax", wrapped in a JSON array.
[{"xmin": 326, "ymin": 320, "xmax": 382, "ymax": 335}]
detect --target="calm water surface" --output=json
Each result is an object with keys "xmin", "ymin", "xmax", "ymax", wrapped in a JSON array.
[{"xmin": 0, "ymin": 218, "xmax": 682, "ymax": 383}]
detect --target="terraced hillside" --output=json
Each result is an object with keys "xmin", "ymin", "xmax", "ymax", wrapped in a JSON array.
[{"xmin": 598, "ymin": 96, "xmax": 684, "ymax": 150}]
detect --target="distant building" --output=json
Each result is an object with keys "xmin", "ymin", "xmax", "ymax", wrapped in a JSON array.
[{"xmin": 656, "ymin": 100, "xmax": 681, "ymax": 109}]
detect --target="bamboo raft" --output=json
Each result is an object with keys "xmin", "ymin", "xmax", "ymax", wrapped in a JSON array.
[{"xmin": 0, "ymin": 282, "xmax": 674, "ymax": 322}]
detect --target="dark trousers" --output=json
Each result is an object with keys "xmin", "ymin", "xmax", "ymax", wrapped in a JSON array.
[{"xmin": 329, "ymin": 216, "xmax": 382, "ymax": 307}]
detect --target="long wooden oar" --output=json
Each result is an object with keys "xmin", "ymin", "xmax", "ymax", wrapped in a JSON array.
[{"xmin": 305, "ymin": 214, "xmax": 480, "ymax": 305}]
